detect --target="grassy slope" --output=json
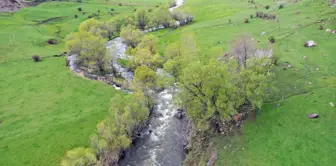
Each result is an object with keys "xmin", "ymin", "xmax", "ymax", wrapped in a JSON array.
[
  {"xmin": 0, "ymin": 0, "xmax": 164, "ymax": 166},
  {"xmin": 153, "ymin": 0, "xmax": 336, "ymax": 165}
]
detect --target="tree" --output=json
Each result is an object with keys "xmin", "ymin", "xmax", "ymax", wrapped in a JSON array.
[
  {"xmin": 152, "ymin": 5, "xmax": 173, "ymax": 28},
  {"xmin": 66, "ymin": 31, "xmax": 108, "ymax": 71},
  {"xmin": 91, "ymin": 118, "xmax": 131, "ymax": 165},
  {"xmin": 61, "ymin": 148, "xmax": 100, "ymax": 166},
  {"xmin": 231, "ymin": 34, "xmax": 256, "ymax": 70},
  {"xmin": 165, "ymin": 42, "xmax": 181, "ymax": 59},
  {"xmin": 79, "ymin": 19, "xmax": 98, "ymax": 32},
  {"xmin": 120, "ymin": 26, "xmax": 142, "ymax": 47},
  {"xmin": 171, "ymin": 8, "xmax": 194, "ymax": 26},
  {"xmin": 163, "ymin": 59, "xmax": 181, "ymax": 81},
  {"xmin": 177, "ymin": 60, "xmax": 240, "ymax": 130},
  {"xmin": 135, "ymin": 9, "xmax": 149, "ymax": 30},
  {"xmin": 79, "ymin": 34, "xmax": 107, "ymax": 71},
  {"xmin": 137, "ymin": 34, "xmax": 159, "ymax": 54},
  {"xmin": 133, "ymin": 66, "xmax": 158, "ymax": 109}
]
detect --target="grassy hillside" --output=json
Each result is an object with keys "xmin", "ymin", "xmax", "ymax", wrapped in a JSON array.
[
  {"xmin": 152, "ymin": 0, "xmax": 336, "ymax": 165},
  {"xmin": 0, "ymin": 1, "xmax": 164, "ymax": 166}
]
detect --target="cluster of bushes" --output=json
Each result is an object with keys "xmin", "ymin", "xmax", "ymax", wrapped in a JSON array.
[
  {"xmin": 66, "ymin": 19, "xmax": 119, "ymax": 72},
  {"xmin": 256, "ymin": 11, "xmax": 276, "ymax": 20},
  {"xmin": 171, "ymin": 8, "xmax": 194, "ymax": 26},
  {"xmin": 61, "ymin": 92, "xmax": 151, "ymax": 166}
]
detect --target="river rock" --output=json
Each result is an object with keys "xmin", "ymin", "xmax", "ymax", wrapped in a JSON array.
[
  {"xmin": 307, "ymin": 113, "xmax": 319, "ymax": 119},
  {"xmin": 304, "ymin": 40, "xmax": 317, "ymax": 47},
  {"xmin": 174, "ymin": 108, "xmax": 185, "ymax": 119}
]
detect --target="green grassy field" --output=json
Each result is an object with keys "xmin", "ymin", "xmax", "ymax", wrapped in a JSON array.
[
  {"xmin": 0, "ymin": 1, "xmax": 164, "ymax": 166},
  {"xmin": 1, "ymin": 0, "xmax": 335, "ymax": 165},
  {"xmin": 152, "ymin": 0, "xmax": 336, "ymax": 165}
]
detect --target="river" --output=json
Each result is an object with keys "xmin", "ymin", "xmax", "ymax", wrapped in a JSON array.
[{"xmin": 68, "ymin": 1, "xmax": 187, "ymax": 165}]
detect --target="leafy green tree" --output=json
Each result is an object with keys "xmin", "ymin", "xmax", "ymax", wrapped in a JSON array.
[
  {"xmin": 137, "ymin": 34, "xmax": 159, "ymax": 54},
  {"xmin": 120, "ymin": 26, "xmax": 142, "ymax": 47},
  {"xmin": 91, "ymin": 118, "xmax": 131, "ymax": 165},
  {"xmin": 152, "ymin": 5, "xmax": 173, "ymax": 28},
  {"xmin": 79, "ymin": 19, "xmax": 98, "ymax": 32},
  {"xmin": 135, "ymin": 9, "xmax": 149, "ymax": 30},
  {"xmin": 133, "ymin": 66, "xmax": 158, "ymax": 109},
  {"xmin": 165, "ymin": 42, "xmax": 181, "ymax": 59},
  {"xmin": 66, "ymin": 31, "xmax": 108, "ymax": 71},
  {"xmin": 61, "ymin": 148, "xmax": 100, "ymax": 166},
  {"xmin": 177, "ymin": 60, "xmax": 240, "ymax": 130},
  {"xmin": 163, "ymin": 59, "xmax": 181, "ymax": 81}
]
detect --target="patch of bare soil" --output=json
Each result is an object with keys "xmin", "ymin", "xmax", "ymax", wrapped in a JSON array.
[{"xmin": 0, "ymin": 0, "xmax": 28, "ymax": 12}]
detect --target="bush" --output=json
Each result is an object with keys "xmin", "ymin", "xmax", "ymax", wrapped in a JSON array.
[
  {"xmin": 265, "ymin": 5, "xmax": 270, "ymax": 9},
  {"xmin": 111, "ymin": 8, "xmax": 114, "ymax": 11},
  {"xmin": 250, "ymin": 14, "xmax": 253, "ymax": 19},
  {"xmin": 77, "ymin": 0, "xmax": 82, "ymax": 3},
  {"xmin": 119, "ymin": 3, "xmax": 122, "ymax": 6},
  {"xmin": 244, "ymin": 18, "xmax": 249, "ymax": 23},
  {"xmin": 268, "ymin": 36, "xmax": 275, "ymax": 43},
  {"xmin": 318, "ymin": 25, "xmax": 323, "ymax": 30},
  {"xmin": 32, "ymin": 55, "xmax": 40, "ymax": 62},
  {"xmin": 277, "ymin": 1, "xmax": 285, "ymax": 9},
  {"xmin": 77, "ymin": 7, "xmax": 82, "ymax": 11},
  {"xmin": 279, "ymin": 4, "xmax": 284, "ymax": 9},
  {"xmin": 97, "ymin": 10, "xmax": 100, "ymax": 13},
  {"xmin": 48, "ymin": 39, "xmax": 57, "ymax": 44},
  {"xmin": 74, "ymin": 14, "xmax": 78, "ymax": 18}
]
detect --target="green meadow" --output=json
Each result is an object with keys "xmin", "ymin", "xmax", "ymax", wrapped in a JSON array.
[
  {"xmin": 152, "ymin": 0, "xmax": 336, "ymax": 165},
  {"xmin": 0, "ymin": 0, "xmax": 335, "ymax": 166},
  {"xmin": 0, "ymin": 1, "xmax": 163, "ymax": 166}
]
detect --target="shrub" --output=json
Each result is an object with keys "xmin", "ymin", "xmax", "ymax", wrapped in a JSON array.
[
  {"xmin": 229, "ymin": 18, "xmax": 231, "ymax": 24},
  {"xmin": 148, "ymin": 9, "xmax": 153, "ymax": 12},
  {"xmin": 277, "ymin": 1, "xmax": 285, "ymax": 9},
  {"xmin": 77, "ymin": 0, "xmax": 82, "ymax": 3},
  {"xmin": 32, "ymin": 55, "xmax": 40, "ymax": 62},
  {"xmin": 268, "ymin": 36, "xmax": 275, "ymax": 43},
  {"xmin": 97, "ymin": 10, "xmax": 100, "ymax": 13},
  {"xmin": 119, "ymin": 3, "xmax": 122, "ymax": 6},
  {"xmin": 48, "ymin": 39, "xmax": 57, "ymax": 44},
  {"xmin": 279, "ymin": 4, "xmax": 284, "ymax": 9},
  {"xmin": 265, "ymin": 5, "xmax": 270, "ymax": 9},
  {"xmin": 77, "ymin": 7, "xmax": 82, "ymax": 11},
  {"xmin": 74, "ymin": 14, "xmax": 78, "ymax": 18},
  {"xmin": 250, "ymin": 14, "xmax": 253, "ymax": 19},
  {"xmin": 318, "ymin": 25, "xmax": 323, "ymax": 30},
  {"xmin": 111, "ymin": 8, "xmax": 114, "ymax": 11},
  {"xmin": 244, "ymin": 18, "xmax": 249, "ymax": 23}
]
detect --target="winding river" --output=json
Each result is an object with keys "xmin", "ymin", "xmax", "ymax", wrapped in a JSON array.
[{"xmin": 68, "ymin": 1, "xmax": 187, "ymax": 165}]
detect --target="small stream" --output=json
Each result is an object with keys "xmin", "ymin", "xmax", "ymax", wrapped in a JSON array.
[
  {"xmin": 119, "ymin": 87, "xmax": 189, "ymax": 166},
  {"xmin": 68, "ymin": 1, "xmax": 188, "ymax": 165}
]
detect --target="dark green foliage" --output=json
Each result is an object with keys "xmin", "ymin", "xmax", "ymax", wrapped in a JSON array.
[
  {"xmin": 77, "ymin": 7, "xmax": 82, "ymax": 11},
  {"xmin": 32, "ymin": 55, "xmax": 40, "ymax": 62},
  {"xmin": 111, "ymin": 8, "xmax": 114, "ymax": 11},
  {"xmin": 265, "ymin": 5, "xmax": 270, "ymax": 9},
  {"xmin": 244, "ymin": 18, "xmax": 249, "ymax": 23},
  {"xmin": 74, "ymin": 14, "xmax": 78, "ymax": 18},
  {"xmin": 268, "ymin": 36, "xmax": 275, "ymax": 43},
  {"xmin": 279, "ymin": 4, "xmax": 284, "ymax": 9},
  {"xmin": 250, "ymin": 14, "xmax": 253, "ymax": 19},
  {"xmin": 318, "ymin": 25, "xmax": 323, "ymax": 30}
]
